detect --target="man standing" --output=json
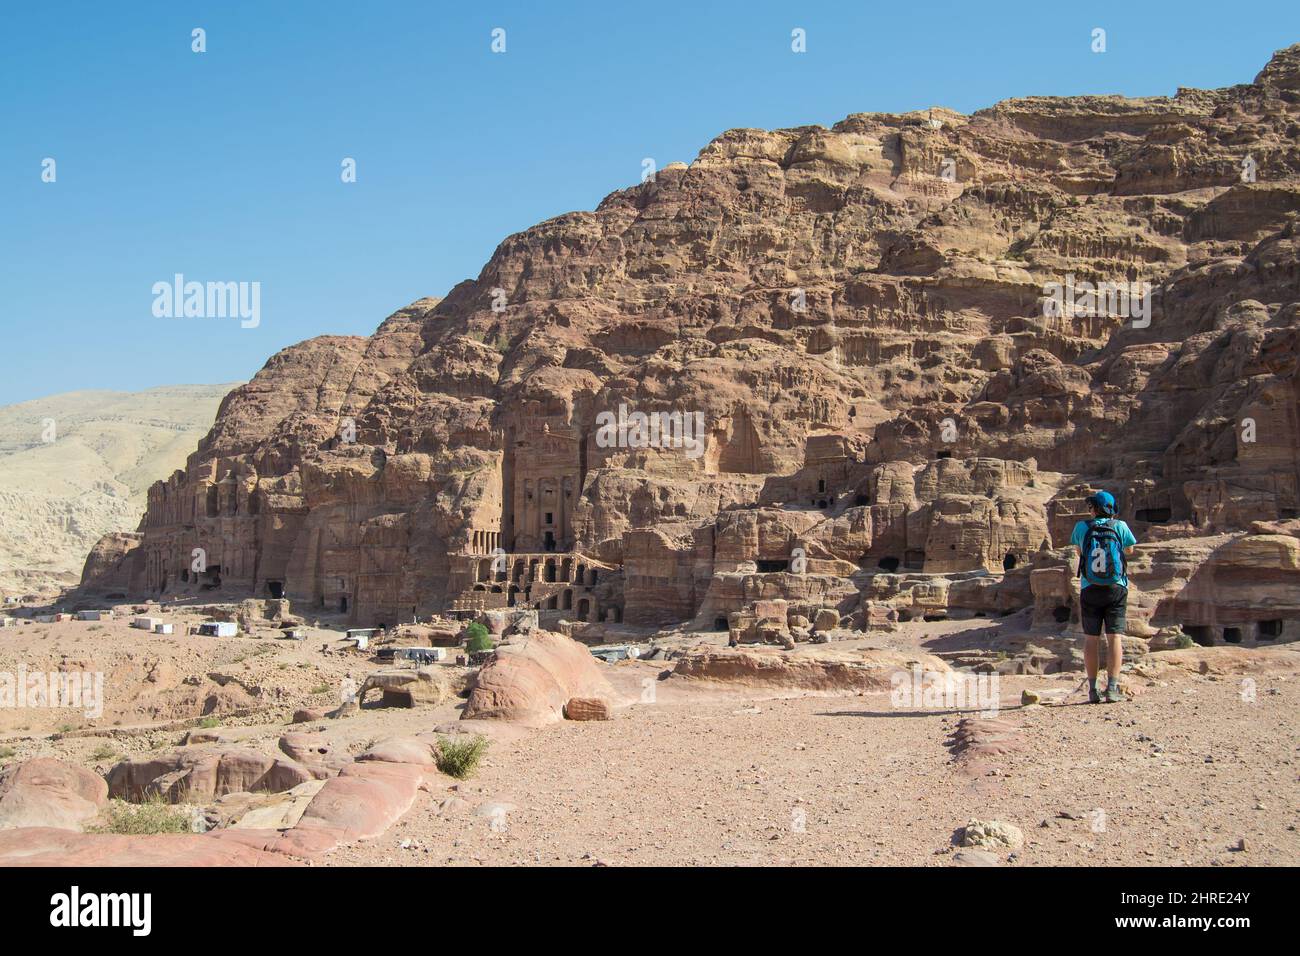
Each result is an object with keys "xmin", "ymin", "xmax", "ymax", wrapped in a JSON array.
[{"xmin": 1070, "ymin": 491, "xmax": 1137, "ymax": 704}]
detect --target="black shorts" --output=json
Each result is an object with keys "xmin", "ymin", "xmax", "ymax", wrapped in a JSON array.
[{"xmin": 1080, "ymin": 584, "xmax": 1127, "ymax": 636}]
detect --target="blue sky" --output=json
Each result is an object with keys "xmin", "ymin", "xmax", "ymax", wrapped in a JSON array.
[{"xmin": 1, "ymin": 1, "xmax": 1295, "ymax": 406}]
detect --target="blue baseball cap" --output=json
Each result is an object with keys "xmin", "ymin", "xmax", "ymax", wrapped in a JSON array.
[{"xmin": 1088, "ymin": 490, "xmax": 1117, "ymax": 515}]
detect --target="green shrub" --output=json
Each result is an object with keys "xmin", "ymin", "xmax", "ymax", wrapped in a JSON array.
[
  {"xmin": 436, "ymin": 735, "xmax": 488, "ymax": 780},
  {"xmin": 90, "ymin": 743, "xmax": 117, "ymax": 761},
  {"xmin": 90, "ymin": 796, "xmax": 194, "ymax": 835},
  {"xmin": 196, "ymin": 716, "xmax": 220, "ymax": 729},
  {"xmin": 0, "ymin": 746, "xmax": 15, "ymax": 761},
  {"xmin": 1174, "ymin": 632, "xmax": 1195, "ymax": 650},
  {"xmin": 463, "ymin": 621, "xmax": 493, "ymax": 653}
]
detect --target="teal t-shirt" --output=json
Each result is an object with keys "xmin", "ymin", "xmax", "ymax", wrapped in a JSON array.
[{"xmin": 1071, "ymin": 518, "xmax": 1137, "ymax": 588}]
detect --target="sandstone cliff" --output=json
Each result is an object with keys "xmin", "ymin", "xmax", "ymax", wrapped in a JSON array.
[{"xmin": 86, "ymin": 47, "xmax": 1300, "ymax": 647}]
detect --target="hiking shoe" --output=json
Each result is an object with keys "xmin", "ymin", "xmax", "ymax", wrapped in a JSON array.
[
  {"xmin": 1088, "ymin": 684, "xmax": 1102, "ymax": 704},
  {"xmin": 1103, "ymin": 684, "xmax": 1125, "ymax": 704}
]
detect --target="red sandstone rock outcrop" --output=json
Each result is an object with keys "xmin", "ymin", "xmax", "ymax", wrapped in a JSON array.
[
  {"xmin": 463, "ymin": 630, "xmax": 616, "ymax": 725},
  {"xmin": 106, "ymin": 747, "xmax": 315, "ymax": 803},
  {"xmin": 0, "ymin": 758, "xmax": 108, "ymax": 832},
  {"xmin": 83, "ymin": 47, "xmax": 1300, "ymax": 650},
  {"xmin": 672, "ymin": 646, "xmax": 951, "ymax": 693}
]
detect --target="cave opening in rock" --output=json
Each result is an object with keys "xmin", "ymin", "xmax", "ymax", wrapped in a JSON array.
[
  {"xmin": 1003, "ymin": 552, "xmax": 1018, "ymax": 571},
  {"xmin": 1135, "ymin": 507, "xmax": 1172, "ymax": 523},
  {"xmin": 936, "ymin": 450, "xmax": 952, "ymax": 460},
  {"xmin": 1222, "ymin": 626, "xmax": 1243, "ymax": 644},
  {"xmin": 267, "ymin": 581, "xmax": 284, "ymax": 599},
  {"xmin": 1182, "ymin": 624, "xmax": 1214, "ymax": 646},
  {"xmin": 714, "ymin": 617, "xmax": 728, "ymax": 630},
  {"xmin": 1258, "ymin": 619, "xmax": 1283, "ymax": 639},
  {"xmin": 854, "ymin": 494, "xmax": 869, "ymax": 506},
  {"xmin": 923, "ymin": 613, "xmax": 947, "ymax": 622},
  {"xmin": 1052, "ymin": 605, "xmax": 1071, "ymax": 624},
  {"xmin": 756, "ymin": 559, "xmax": 789, "ymax": 573},
  {"xmin": 877, "ymin": 556, "xmax": 900, "ymax": 573},
  {"xmin": 339, "ymin": 596, "xmax": 348, "ymax": 613}
]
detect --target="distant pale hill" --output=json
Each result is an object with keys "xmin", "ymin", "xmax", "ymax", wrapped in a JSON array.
[{"xmin": 0, "ymin": 384, "xmax": 237, "ymax": 596}]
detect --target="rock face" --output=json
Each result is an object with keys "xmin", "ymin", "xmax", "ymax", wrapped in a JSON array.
[
  {"xmin": 673, "ymin": 647, "xmax": 950, "ymax": 693},
  {"xmin": 463, "ymin": 630, "xmax": 616, "ymax": 725},
  {"xmin": 0, "ymin": 758, "xmax": 108, "ymax": 831},
  {"xmin": 106, "ymin": 747, "xmax": 315, "ymax": 803},
  {"xmin": 89, "ymin": 48, "xmax": 1300, "ymax": 647}
]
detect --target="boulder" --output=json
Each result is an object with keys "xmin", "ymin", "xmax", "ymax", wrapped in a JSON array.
[
  {"xmin": 278, "ymin": 733, "xmax": 350, "ymax": 779},
  {"xmin": 0, "ymin": 758, "xmax": 108, "ymax": 832},
  {"xmin": 959, "ymin": 819, "xmax": 1025, "ymax": 850},
  {"xmin": 356, "ymin": 737, "xmax": 438, "ymax": 766},
  {"xmin": 463, "ymin": 630, "xmax": 617, "ymax": 726},
  {"xmin": 813, "ymin": 608, "xmax": 840, "ymax": 631},
  {"xmin": 106, "ymin": 747, "xmax": 314, "ymax": 803},
  {"xmin": 357, "ymin": 667, "xmax": 455, "ymax": 708},
  {"xmin": 673, "ymin": 646, "xmax": 950, "ymax": 693},
  {"xmin": 564, "ymin": 697, "xmax": 613, "ymax": 721}
]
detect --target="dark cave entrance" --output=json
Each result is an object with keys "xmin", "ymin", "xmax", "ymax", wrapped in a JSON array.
[{"xmin": 1258, "ymin": 619, "xmax": 1283, "ymax": 640}]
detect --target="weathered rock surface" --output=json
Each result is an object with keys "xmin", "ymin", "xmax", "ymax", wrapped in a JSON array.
[
  {"xmin": 80, "ymin": 47, "xmax": 1300, "ymax": 654},
  {"xmin": 673, "ymin": 646, "xmax": 949, "ymax": 693},
  {"xmin": 463, "ymin": 630, "xmax": 616, "ymax": 725},
  {"xmin": 563, "ymin": 696, "xmax": 613, "ymax": 721},
  {"xmin": 106, "ymin": 747, "xmax": 314, "ymax": 803},
  {"xmin": 0, "ymin": 827, "xmax": 300, "ymax": 867},
  {"xmin": 0, "ymin": 758, "xmax": 108, "ymax": 832}
]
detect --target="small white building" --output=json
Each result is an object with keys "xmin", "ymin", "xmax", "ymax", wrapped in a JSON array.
[
  {"xmin": 77, "ymin": 610, "xmax": 114, "ymax": 621},
  {"xmin": 0, "ymin": 616, "xmax": 17, "ymax": 628},
  {"xmin": 346, "ymin": 627, "xmax": 378, "ymax": 650},
  {"xmin": 153, "ymin": 622, "xmax": 175, "ymax": 635},
  {"xmin": 393, "ymin": 646, "xmax": 447, "ymax": 663},
  {"xmin": 197, "ymin": 621, "xmax": 238, "ymax": 637},
  {"xmin": 132, "ymin": 616, "xmax": 162, "ymax": 631}
]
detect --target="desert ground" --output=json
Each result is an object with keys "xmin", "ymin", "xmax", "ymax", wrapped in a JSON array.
[{"xmin": 1, "ymin": 605, "xmax": 1294, "ymax": 867}]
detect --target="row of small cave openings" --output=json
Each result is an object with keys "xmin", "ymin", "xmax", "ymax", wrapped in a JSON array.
[
  {"xmin": 467, "ymin": 580, "xmax": 622, "ymax": 621},
  {"xmin": 475, "ymin": 555, "xmax": 600, "ymax": 587},
  {"xmin": 752, "ymin": 551, "xmax": 1027, "ymax": 574}
]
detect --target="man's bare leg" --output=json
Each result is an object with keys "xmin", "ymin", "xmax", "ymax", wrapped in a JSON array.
[{"xmin": 1103, "ymin": 632, "xmax": 1124, "ymax": 701}]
